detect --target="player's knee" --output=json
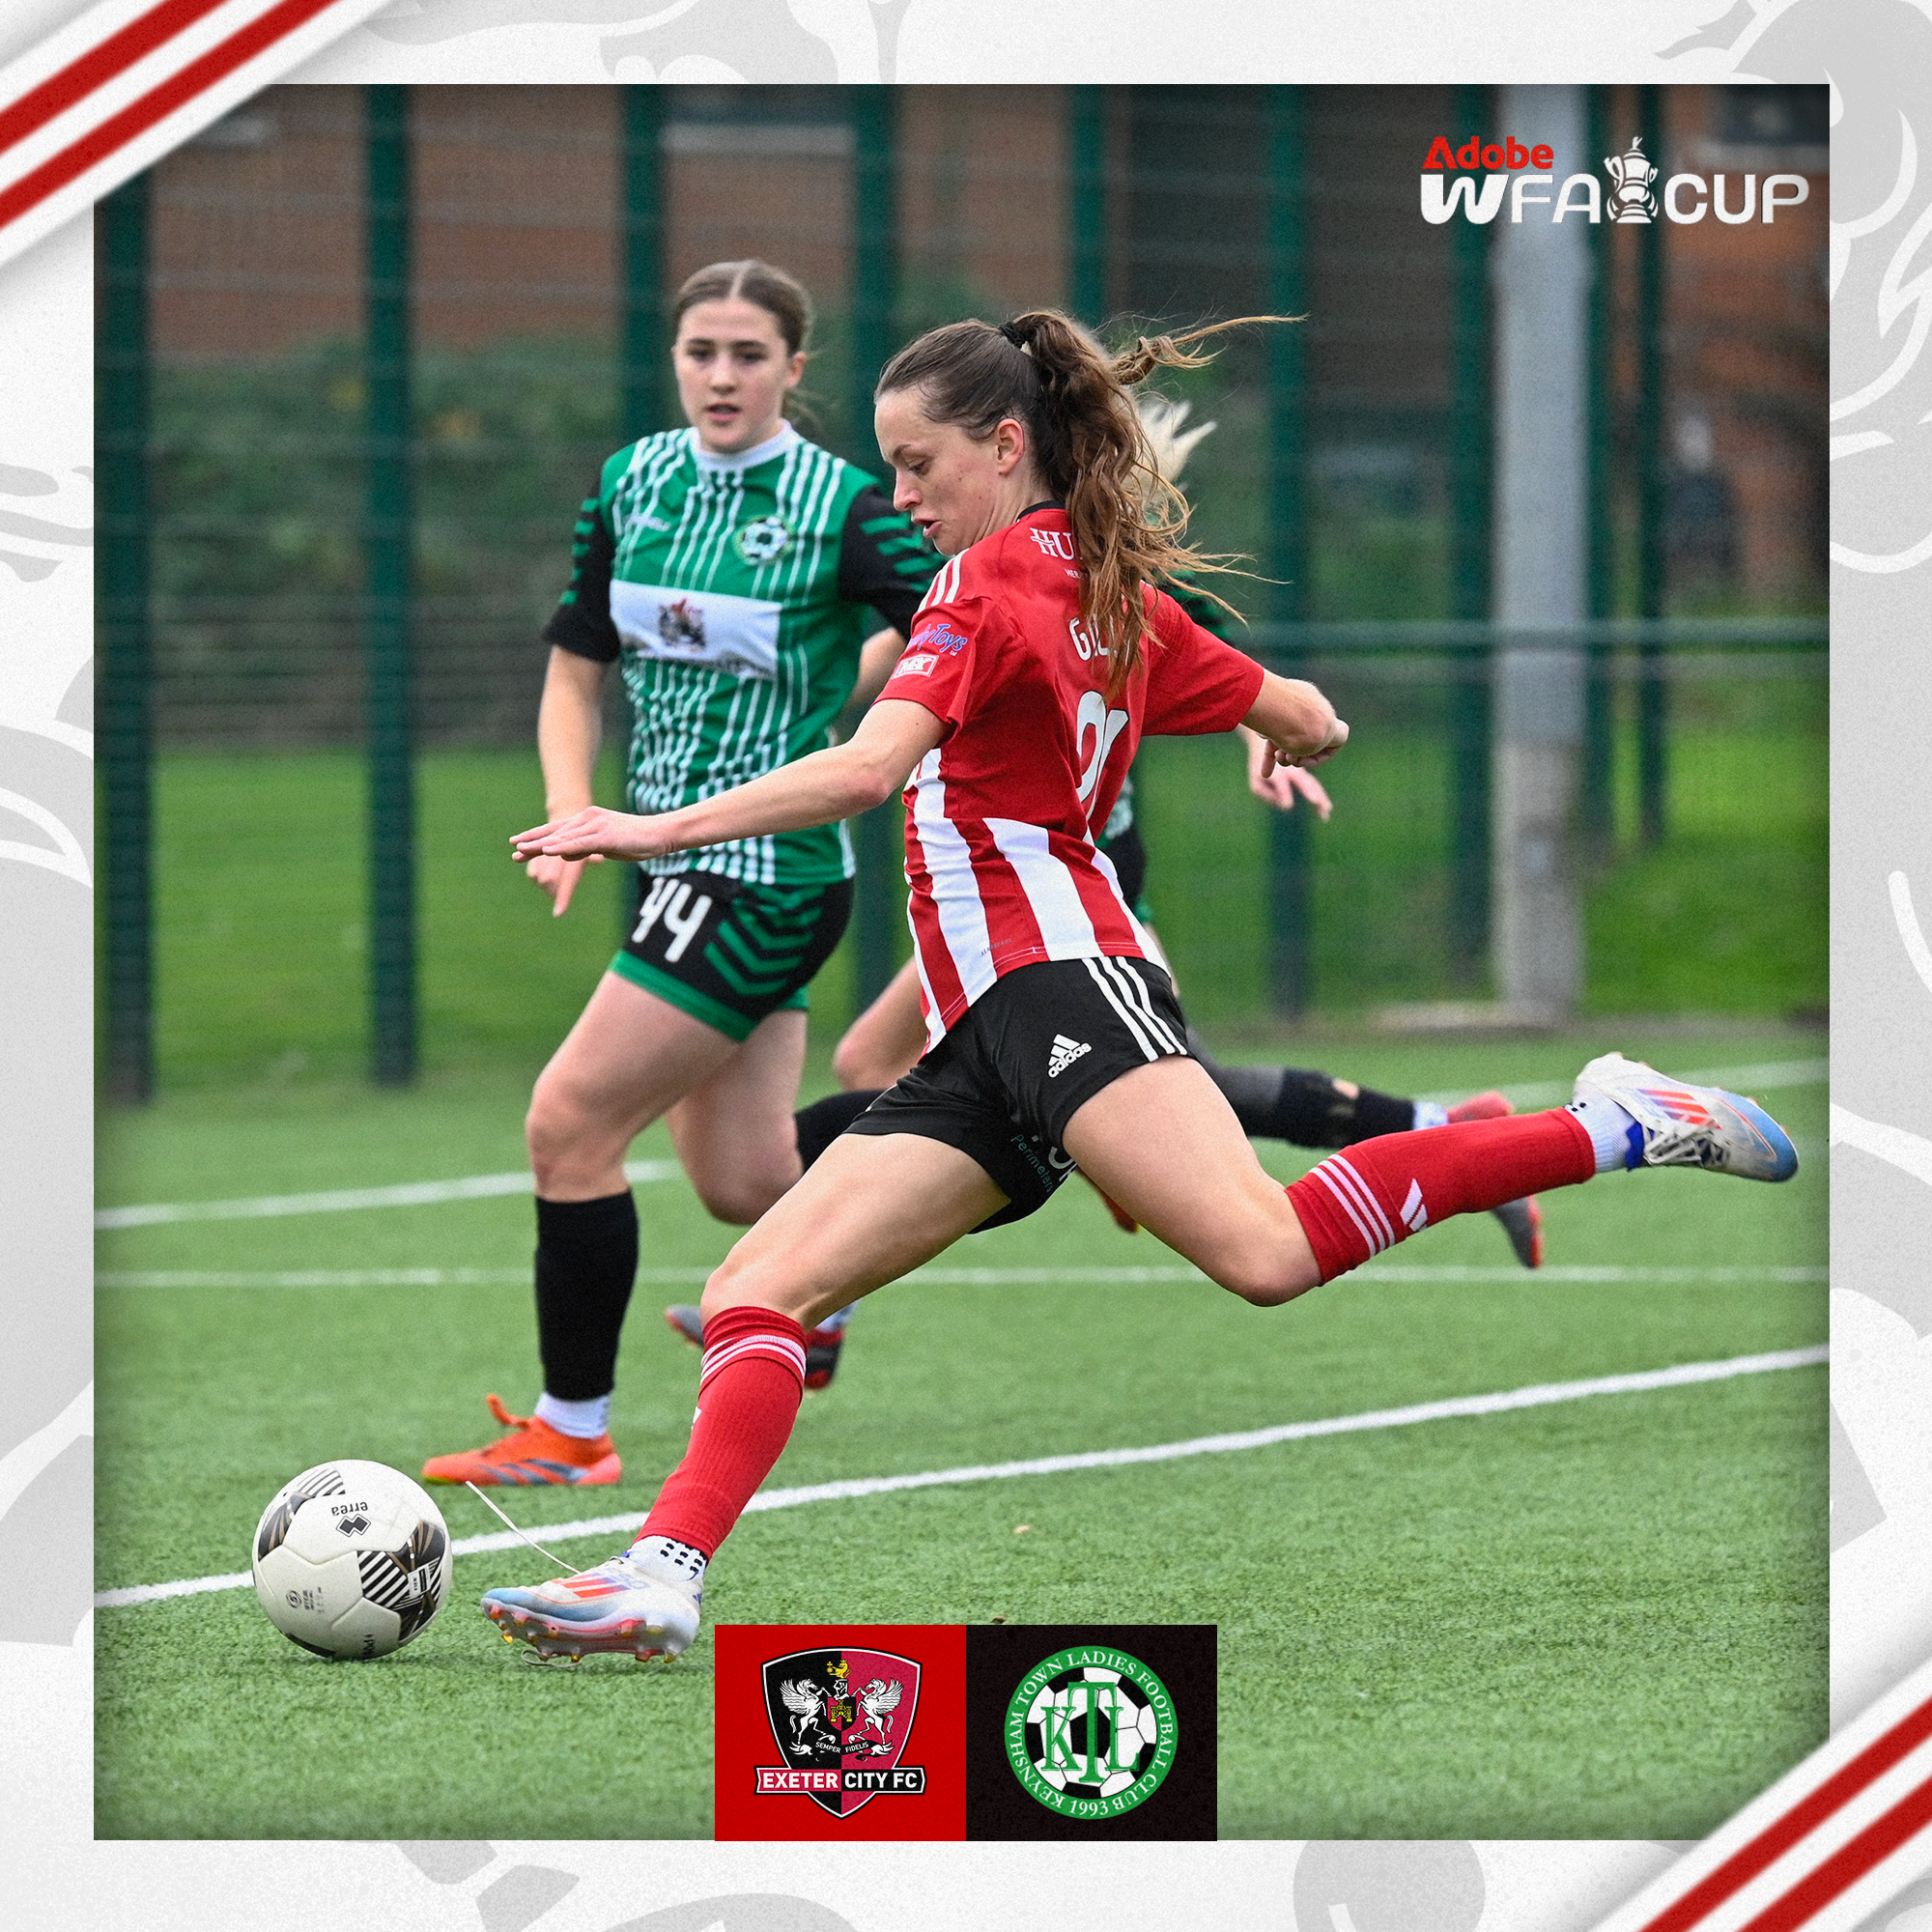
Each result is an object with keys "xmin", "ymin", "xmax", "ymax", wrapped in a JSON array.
[
  {"xmin": 697, "ymin": 1258, "xmax": 766, "ymax": 1321},
  {"xmin": 832, "ymin": 1035, "xmax": 884, "ymax": 1092},
  {"xmin": 696, "ymin": 1268, "xmax": 732, "ymax": 1321},
  {"xmin": 699, "ymin": 1241, "xmax": 822, "ymax": 1320},
  {"xmin": 1211, "ymin": 1249, "xmax": 1318, "ymax": 1308},
  {"xmin": 691, "ymin": 1171, "xmax": 787, "ymax": 1227},
  {"xmin": 526, "ymin": 1081, "xmax": 621, "ymax": 1192},
  {"xmin": 524, "ymin": 1089, "xmax": 574, "ymax": 1173},
  {"xmin": 683, "ymin": 1129, "xmax": 799, "ymax": 1225}
]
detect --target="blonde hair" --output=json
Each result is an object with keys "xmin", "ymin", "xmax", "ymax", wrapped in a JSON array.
[{"xmin": 877, "ymin": 311, "xmax": 1285, "ymax": 698}]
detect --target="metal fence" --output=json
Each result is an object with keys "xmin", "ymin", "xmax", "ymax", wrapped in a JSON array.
[{"xmin": 98, "ymin": 81, "xmax": 1830, "ymax": 1094}]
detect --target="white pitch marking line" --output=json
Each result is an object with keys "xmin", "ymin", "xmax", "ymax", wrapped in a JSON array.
[
  {"xmin": 94, "ymin": 1263, "xmax": 1828, "ymax": 1291},
  {"xmin": 93, "ymin": 1344, "xmax": 1826, "ymax": 1609},
  {"xmin": 94, "ymin": 1062, "xmax": 1827, "ymax": 1232},
  {"xmin": 95, "ymin": 1157, "xmax": 681, "ymax": 1229}
]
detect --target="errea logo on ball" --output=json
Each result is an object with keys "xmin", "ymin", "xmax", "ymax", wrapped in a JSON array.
[{"xmin": 1420, "ymin": 132, "xmax": 1810, "ymax": 227}]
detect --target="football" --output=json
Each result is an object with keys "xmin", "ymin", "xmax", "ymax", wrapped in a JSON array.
[
  {"xmin": 250, "ymin": 1460, "xmax": 452, "ymax": 1661},
  {"xmin": 1024, "ymin": 1663, "xmax": 1163, "ymax": 1795}
]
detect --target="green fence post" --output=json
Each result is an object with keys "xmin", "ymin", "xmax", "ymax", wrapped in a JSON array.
[
  {"xmin": 1635, "ymin": 84, "xmax": 1668, "ymax": 848},
  {"xmin": 1067, "ymin": 85, "xmax": 1108, "ymax": 322},
  {"xmin": 1446, "ymin": 82, "xmax": 1492, "ymax": 990},
  {"xmin": 1581, "ymin": 84, "xmax": 1616, "ymax": 862},
  {"xmin": 1264, "ymin": 85, "xmax": 1313, "ymax": 1017},
  {"xmin": 365, "ymin": 85, "xmax": 416, "ymax": 1086},
  {"xmin": 100, "ymin": 171, "xmax": 154, "ymax": 1104},
  {"xmin": 849, "ymin": 86, "xmax": 900, "ymax": 1012},
  {"xmin": 620, "ymin": 87, "xmax": 666, "ymax": 444}
]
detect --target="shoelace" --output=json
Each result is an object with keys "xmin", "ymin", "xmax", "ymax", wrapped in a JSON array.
[
  {"xmin": 486, "ymin": 1392, "xmax": 533, "ymax": 1432},
  {"xmin": 463, "ymin": 1481, "xmax": 578, "ymax": 1572},
  {"xmin": 1639, "ymin": 1112, "xmax": 1727, "ymax": 1167},
  {"xmin": 475, "ymin": 1392, "xmax": 611, "ymax": 1465}
]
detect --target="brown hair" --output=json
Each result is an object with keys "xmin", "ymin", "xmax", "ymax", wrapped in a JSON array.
[
  {"xmin": 876, "ymin": 310, "xmax": 1290, "ymax": 698},
  {"xmin": 670, "ymin": 259, "xmax": 813, "ymax": 356}
]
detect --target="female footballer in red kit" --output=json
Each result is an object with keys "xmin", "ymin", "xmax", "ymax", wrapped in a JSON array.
[{"xmin": 480, "ymin": 311, "xmax": 1799, "ymax": 1661}]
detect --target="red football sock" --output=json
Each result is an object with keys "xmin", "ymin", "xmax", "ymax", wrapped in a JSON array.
[
  {"xmin": 1286, "ymin": 1108, "xmax": 1595, "ymax": 1284},
  {"xmin": 638, "ymin": 1305, "xmax": 807, "ymax": 1557}
]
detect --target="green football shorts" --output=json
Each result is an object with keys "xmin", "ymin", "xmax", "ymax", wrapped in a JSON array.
[{"xmin": 611, "ymin": 867, "xmax": 853, "ymax": 1043}]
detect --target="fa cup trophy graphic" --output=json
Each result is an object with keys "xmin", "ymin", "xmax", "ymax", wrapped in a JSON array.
[{"xmin": 1605, "ymin": 134, "xmax": 1660, "ymax": 223}]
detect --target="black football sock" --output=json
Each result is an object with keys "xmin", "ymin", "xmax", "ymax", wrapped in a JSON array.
[
  {"xmin": 793, "ymin": 1089, "xmax": 885, "ymax": 1170},
  {"xmin": 533, "ymin": 1190, "xmax": 639, "ymax": 1403}
]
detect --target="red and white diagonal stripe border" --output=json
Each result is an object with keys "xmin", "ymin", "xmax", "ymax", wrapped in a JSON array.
[
  {"xmin": 0, "ymin": 0, "xmax": 390, "ymax": 270},
  {"xmin": 1586, "ymin": 1647, "xmax": 1932, "ymax": 1932}
]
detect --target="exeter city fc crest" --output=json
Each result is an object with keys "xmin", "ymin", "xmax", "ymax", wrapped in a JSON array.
[{"xmin": 757, "ymin": 1646, "xmax": 926, "ymax": 1817}]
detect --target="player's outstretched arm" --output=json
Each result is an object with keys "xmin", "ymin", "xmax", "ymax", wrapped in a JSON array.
[
  {"xmin": 529, "ymin": 646, "xmax": 608, "ymax": 916},
  {"xmin": 1243, "ymin": 671, "xmax": 1347, "ymax": 778},
  {"xmin": 512, "ymin": 697, "xmax": 945, "ymax": 867}
]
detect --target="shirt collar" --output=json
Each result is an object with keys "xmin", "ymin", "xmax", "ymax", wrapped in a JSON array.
[{"xmin": 690, "ymin": 419, "xmax": 800, "ymax": 474}]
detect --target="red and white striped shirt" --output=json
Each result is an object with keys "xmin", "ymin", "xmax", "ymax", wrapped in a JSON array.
[{"xmin": 876, "ymin": 506, "xmax": 1265, "ymax": 1047}]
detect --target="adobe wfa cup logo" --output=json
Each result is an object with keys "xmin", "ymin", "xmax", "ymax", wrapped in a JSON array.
[
  {"xmin": 1605, "ymin": 133, "xmax": 1660, "ymax": 223},
  {"xmin": 757, "ymin": 1646, "xmax": 926, "ymax": 1817}
]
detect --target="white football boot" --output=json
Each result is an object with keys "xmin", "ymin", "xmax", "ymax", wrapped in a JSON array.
[
  {"xmin": 483, "ymin": 1547, "xmax": 701, "ymax": 1662},
  {"xmin": 1573, "ymin": 1052, "xmax": 1799, "ymax": 1182}
]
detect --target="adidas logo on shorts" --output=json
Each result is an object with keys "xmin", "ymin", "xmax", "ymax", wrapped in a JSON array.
[{"xmin": 1047, "ymin": 1034, "xmax": 1092, "ymax": 1078}]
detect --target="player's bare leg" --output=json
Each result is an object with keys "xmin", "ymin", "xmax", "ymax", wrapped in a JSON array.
[
  {"xmin": 1061, "ymin": 1057, "xmax": 1323, "ymax": 1303},
  {"xmin": 698, "ymin": 1131, "xmax": 1007, "ymax": 1328},
  {"xmin": 664, "ymin": 1008, "xmax": 808, "ymax": 1224},
  {"xmin": 660, "ymin": 1006, "xmax": 884, "ymax": 1385},
  {"xmin": 832, "ymin": 955, "xmax": 927, "ymax": 1092},
  {"xmin": 526, "ymin": 970, "xmax": 744, "ymax": 1201},
  {"xmin": 483, "ymin": 1132, "xmax": 1006, "ymax": 1660}
]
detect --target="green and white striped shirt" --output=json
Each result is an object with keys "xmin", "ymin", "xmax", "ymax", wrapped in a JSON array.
[{"xmin": 544, "ymin": 421, "xmax": 938, "ymax": 886}]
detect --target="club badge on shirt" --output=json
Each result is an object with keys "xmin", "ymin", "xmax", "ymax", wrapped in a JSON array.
[{"xmin": 734, "ymin": 515, "xmax": 793, "ymax": 565}]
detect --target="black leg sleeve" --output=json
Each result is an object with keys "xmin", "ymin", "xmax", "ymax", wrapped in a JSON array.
[
  {"xmin": 1198, "ymin": 1055, "xmax": 1418, "ymax": 1149},
  {"xmin": 794, "ymin": 1089, "xmax": 886, "ymax": 1170},
  {"xmin": 1304, "ymin": 1077, "xmax": 1416, "ymax": 1147},
  {"xmin": 533, "ymin": 1190, "xmax": 639, "ymax": 1402}
]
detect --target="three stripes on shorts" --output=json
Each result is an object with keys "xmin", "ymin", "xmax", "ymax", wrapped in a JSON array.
[{"xmin": 1079, "ymin": 955, "xmax": 1185, "ymax": 1062}]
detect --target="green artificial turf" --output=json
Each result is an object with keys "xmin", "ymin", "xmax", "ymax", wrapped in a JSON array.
[{"xmin": 96, "ymin": 1031, "xmax": 1826, "ymax": 1840}]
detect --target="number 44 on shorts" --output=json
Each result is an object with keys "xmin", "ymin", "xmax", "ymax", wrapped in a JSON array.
[{"xmin": 634, "ymin": 876, "xmax": 714, "ymax": 963}]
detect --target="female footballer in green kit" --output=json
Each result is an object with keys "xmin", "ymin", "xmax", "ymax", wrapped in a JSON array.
[{"xmin": 422, "ymin": 260, "xmax": 936, "ymax": 1487}]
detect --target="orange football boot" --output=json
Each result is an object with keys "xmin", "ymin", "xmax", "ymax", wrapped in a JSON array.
[{"xmin": 422, "ymin": 1393, "xmax": 620, "ymax": 1487}]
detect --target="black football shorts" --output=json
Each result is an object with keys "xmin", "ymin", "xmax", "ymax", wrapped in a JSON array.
[{"xmin": 844, "ymin": 953, "xmax": 1191, "ymax": 1227}]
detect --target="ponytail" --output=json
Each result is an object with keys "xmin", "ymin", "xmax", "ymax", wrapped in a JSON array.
[{"xmin": 877, "ymin": 309, "xmax": 1293, "ymax": 697}]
